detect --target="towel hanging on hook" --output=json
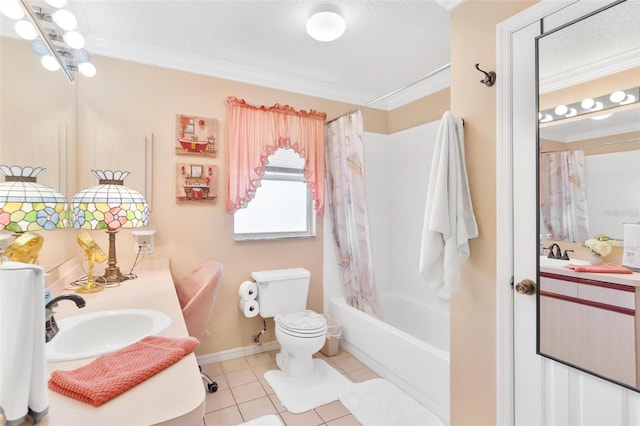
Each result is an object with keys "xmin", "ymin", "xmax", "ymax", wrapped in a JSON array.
[{"xmin": 474, "ymin": 63, "xmax": 496, "ymax": 87}]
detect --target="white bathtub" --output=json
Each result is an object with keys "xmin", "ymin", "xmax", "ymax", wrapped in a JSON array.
[{"xmin": 328, "ymin": 293, "xmax": 450, "ymax": 424}]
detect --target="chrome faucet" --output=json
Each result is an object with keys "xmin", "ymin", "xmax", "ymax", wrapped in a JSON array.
[{"xmin": 45, "ymin": 294, "xmax": 86, "ymax": 343}]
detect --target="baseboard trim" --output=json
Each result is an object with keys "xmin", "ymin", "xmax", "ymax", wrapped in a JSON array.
[{"xmin": 196, "ymin": 341, "xmax": 280, "ymax": 365}]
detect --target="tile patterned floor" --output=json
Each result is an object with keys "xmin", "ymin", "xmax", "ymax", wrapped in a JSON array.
[{"xmin": 201, "ymin": 348, "xmax": 381, "ymax": 426}]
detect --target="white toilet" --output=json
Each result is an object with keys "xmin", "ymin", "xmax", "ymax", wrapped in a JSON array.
[{"xmin": 252, "ymin": 267, "xmax": 327, "ymax": 377}]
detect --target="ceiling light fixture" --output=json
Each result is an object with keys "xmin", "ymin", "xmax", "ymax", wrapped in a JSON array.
[{"xmin": 306, "ymin": 4, "xmax": 346, "ymax": 42}]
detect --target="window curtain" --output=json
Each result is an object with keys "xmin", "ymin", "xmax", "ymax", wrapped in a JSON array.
[
  {"xmin": 226, "ymin": 97, "xmax": 326, "ymax": 214},
  {"xmin": 325, "ymin": 110, "xmax": 382, "ymax": 319},
  {"xmin": 539, "ymin": 150, "xmax": 589, "ymax": 242}
]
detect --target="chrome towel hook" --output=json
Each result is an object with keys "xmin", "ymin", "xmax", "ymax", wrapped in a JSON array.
[{"xmin": 474, "ymin": 63, "xmax": 496, "ymax": 87}]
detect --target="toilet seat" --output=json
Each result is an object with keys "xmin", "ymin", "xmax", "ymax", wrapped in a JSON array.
[{"xmin": 275, "ymin": 310, "xmax": 327, "ymax": 337}]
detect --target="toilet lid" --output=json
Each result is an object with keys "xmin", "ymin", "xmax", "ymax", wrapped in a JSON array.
[{"xmin": 275, "ymin": 310, "xmax": 327, "ymax": 332}]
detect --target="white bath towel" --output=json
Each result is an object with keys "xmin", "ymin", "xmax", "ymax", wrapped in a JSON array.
[
  {"xmin": 0, "ymin": 261, "xmax": 48, "ymax": 425},
  {"xmin": 419, "ymin": 112, "xmax": 478, "ymax": 300}
]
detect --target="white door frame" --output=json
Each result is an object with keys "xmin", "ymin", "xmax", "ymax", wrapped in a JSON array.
[{"xmin": 495, "ymin": 1, "xmax": 578, "ymax": 424}]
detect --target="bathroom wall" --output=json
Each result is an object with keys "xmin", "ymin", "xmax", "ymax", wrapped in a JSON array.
[
  {"xmin": 450, "ymin": 1, "xmax": 536, "ymax": 424},
  {"xmin": 70, "ymin": 51, "xmax": 451, "ymax": 362},
  {"xmin": 72, "ymin": 54, "xmax": 396, "ymax": 355}
]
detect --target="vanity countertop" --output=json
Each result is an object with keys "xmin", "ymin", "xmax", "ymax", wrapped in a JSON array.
[
  {"xmin": 540, "ymin": 263, "xmax": 640, "ymax": 288},
  {"xmin": 38, "ymin": 258, "xmax": 205, "ymax": 426}
]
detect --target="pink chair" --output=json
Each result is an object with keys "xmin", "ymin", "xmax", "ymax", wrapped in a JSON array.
[{"xmin": 175, "ymin": 260, "xmax": 223, "ymax": 392}]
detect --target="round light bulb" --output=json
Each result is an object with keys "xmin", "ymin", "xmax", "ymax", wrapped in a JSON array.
[
  {"xmin": 539, "ymin": 114, "xmax": 553, "ymax": 123},
  {"xmin": 565, "ymin": 108, "xmax": 577, "ymax": 118},
  {"xmin": 41, "ymin": 55, "xmax": 61, "ymax": 71},
  {"xmin": 15, "ymin": 20, "xmax": 38, "ymax": 40},
  {"xmin": 306, "ymin": 5, "xmax": 346, "ymax": 42},
  {"xmin": 72, "ymin": 48, "xmax": 90, "ymax": 63},
  {"xmin": 591, "ymin": 101, "xmax": 603, "ymax": 112},
  {"xmin": 78, "ymin": 62, "xmax": 96, "ymax": 77},
  {"xmin": 31, "ymin": 38, "xmax": 49, "ymax": 55},
  {"xmin": 554, "ymin": 105, "xmax": 568, "ymax": 116},
  {"xmin": 52, "ymin": 9, "xmax": 77, "ymax": 31},
  {"xmin": 44, "ymin": 0, "xmax": 68, "ymax": 8},
  {"xmin": 620, "ymin": 94, "xmax": 637, "ymax": 106},
  {"xmin": 580, "ymin": 98, "xmax": 595, "ymax": 109},
  {"xmin": 63, "ymin": 31, "xmax": 85, "ymax": 49},
  {"xmin": 609, "ymin": 91, "xmax": 626, "ymax": 103},
  {"xmin": 1, "ymin": 0, "xmax": 25, "ymax": 19}
]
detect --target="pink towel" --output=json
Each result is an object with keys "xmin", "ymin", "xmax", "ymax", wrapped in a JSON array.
[
  {"xmin": 49, "ymin": 336, "xmax": 199, "ymax": 406},
  {"xmin": 566, "ymin": 263, "xmax": 633, "ymax": 274}
]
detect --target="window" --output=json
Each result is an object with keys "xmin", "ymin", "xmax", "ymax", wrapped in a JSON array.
[{"xmin": 233, "ymin": 148, "xmax": 316, "ymax": 240}]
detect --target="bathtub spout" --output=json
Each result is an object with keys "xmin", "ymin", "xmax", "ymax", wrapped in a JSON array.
[{"xmin": 252, "ymin": 318, "xmax": 267, "ymax": 345}]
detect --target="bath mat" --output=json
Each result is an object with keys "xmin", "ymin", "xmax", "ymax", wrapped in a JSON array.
[
  {"xmin": 264, "ymin": 359, "xmax": 351, "ymax": 414},
  {"xmin": 238, "ymin": 414, "xmax": 283, "ymax": 425},
  {"xmin": 339, "ymin": 378, "xmax": 444, "ymax": 426}
]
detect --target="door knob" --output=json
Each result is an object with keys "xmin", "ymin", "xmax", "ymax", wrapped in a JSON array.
[{"xmin": 515, "ymin": 279, "xmax": 537, "ymax": 295}]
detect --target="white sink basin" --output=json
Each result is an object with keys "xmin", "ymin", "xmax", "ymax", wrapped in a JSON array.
[
  {"xmin": 46, "ymin": 309, "xmax": 171, "ymax": 362},
  {"xmin": 539, "ymin": 256, "xmax": 589, "ymax": 267}
]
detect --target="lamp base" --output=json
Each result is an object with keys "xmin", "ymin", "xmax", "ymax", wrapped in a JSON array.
[
  {"xmin": 101, "ymin": 228, "xmax": 131, "ymax": 284},
  {"xmin": 101, "ymin": 265, "xmax": 131, "ymax": 284},
  {"xmin": 75, "ymin": 281, "xmax": 104, "ymax": 294}
]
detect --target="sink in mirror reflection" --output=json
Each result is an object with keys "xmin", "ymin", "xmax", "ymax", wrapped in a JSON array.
[
  {"xmin": 46, "ymin": 309, "xmax": 171, "ymax": 362},
  {"xmin": 539, "ymin": 256, "xmax": 589, "ymax": 267}
]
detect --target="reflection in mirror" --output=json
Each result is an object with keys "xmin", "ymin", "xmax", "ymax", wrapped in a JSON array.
[
  {"xmin": 538, "ymin": 0, "xmax": 640, "ymax": 244},
  {"xmin": 0, "ymin": 36, "xmax": 77, "ymax": 271},
  {"xmin": 537, "ymin": 0, "xmax": 640, "ymax": 393}
]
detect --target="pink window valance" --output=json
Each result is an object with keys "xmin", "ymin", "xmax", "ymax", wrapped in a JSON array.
[{"xmin": 226, "ymin": 97, "xmax": 327, "ymax": 214}]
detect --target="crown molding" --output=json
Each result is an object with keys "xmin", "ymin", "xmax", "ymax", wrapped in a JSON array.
[
  {"xmin": 540, "ymin": 48, "xmax": 640, "ymax": 94},
  {"xmin": 85, "ymin": 36, "xmax": 450, "ymax": 111},
  {"xmin": 376, "ymin": 68, "xmax": 451, "ymax": 110},
  {"xmin": 436, "ymin": 0, "xmax": 465, "ymax": 12},
  {"xmin": 85, "ymin": 36, "xmax": 377, "ymax": 107}
]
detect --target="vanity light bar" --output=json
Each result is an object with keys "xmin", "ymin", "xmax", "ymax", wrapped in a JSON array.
[
  {"xmin": 539, "ymin": 87, "xmax": 640, "ymax": 122},
  {"xmin": 17, "ymin": 0, "xmax": 74, "ymax": 82}
]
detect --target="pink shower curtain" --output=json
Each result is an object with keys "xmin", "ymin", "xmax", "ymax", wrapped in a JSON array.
[
  {"xmin": 539, "ymin": 150, "xmax": 589, "ymax": 242},
  {"xmin": 325, "ymin": 111, "xmax": 382, "ymax": 318}
]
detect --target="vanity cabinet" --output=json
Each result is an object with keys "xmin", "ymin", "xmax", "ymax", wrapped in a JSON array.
[{"xmin": 539, "ymin": 270, "xmax": 639, "ymax": 387}]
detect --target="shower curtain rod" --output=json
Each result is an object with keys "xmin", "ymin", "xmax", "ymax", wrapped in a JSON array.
[
  {"xmin": 541, "ymin": 136, "xmax": 640, "ymax": 153},
  {"xmin": 325, "ymin": 62, "xmax": 452, "ymax": 125}
]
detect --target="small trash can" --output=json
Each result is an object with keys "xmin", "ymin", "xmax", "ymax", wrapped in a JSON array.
[{"xmin": 321, "ymin": 315, "xmax": 342, "ymax": 357}]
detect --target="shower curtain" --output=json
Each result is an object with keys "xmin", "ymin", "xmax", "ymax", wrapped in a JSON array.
[
  {"xmin": 325, "ymin": 110, "xmax": 382, "ymax": 318},
  {"xmin": 539, "ymin": 150, "xmax": 589, "ymax": 242}
]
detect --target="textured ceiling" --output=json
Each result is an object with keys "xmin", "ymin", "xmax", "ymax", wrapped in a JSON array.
[
  {"xmin": 68, "ymin": 0, "xmax": 452, "ymax": 108},
  {"xmin": 538, "ymin": 0, "xmax": 640, "ymax": 92}
]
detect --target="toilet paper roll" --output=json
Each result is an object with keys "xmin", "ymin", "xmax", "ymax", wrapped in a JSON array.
[
  {"xmin": 239, "ymin": 299, "xmax": 259, "ymax": 318},
  {"xmin": 238, "ymin": 280, "xmax": 258, "ymax": 301}
]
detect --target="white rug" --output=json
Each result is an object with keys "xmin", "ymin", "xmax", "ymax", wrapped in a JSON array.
[
  {"xmin": 264, "ymin": 359, "xmax": 352, "ymax": 414},
  {"xmin": 339, "ymin": 378, "xmax": 445, "ymax": 426},
  {"xmin": 237, "ymin": 414, "xmax": 283, "ymax": 426}
]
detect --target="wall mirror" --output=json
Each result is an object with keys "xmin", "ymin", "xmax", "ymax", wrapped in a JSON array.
[
  {"xmin": 0, "ymin": 36, "xmax": 78, "ymax": 271},
  {"xmin": 537, "ymin": 0, "xmax": 640, "ymax": 392}
]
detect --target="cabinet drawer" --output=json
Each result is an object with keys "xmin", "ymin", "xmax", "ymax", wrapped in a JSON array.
[
  {"xmin": 539, "ymin": 277, "xmax": 577, "ymax": 297},
  {"xmin": 578, "ymin": 285, "xmax": 635, "ymax": 310}
]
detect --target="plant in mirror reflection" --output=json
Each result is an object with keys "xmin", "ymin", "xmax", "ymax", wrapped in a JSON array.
[{"xmin": 583, "ymin": 234, "xmax": 617, "ymax": 257}]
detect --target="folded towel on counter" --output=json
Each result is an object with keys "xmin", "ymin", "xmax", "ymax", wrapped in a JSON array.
[
  {"xmin": 49, "ymin": 335, "xmax": 199, "ymax": 406},
  {"xmin": 566, "ymin": 263, "xmax": 634, "ymax": 274}
]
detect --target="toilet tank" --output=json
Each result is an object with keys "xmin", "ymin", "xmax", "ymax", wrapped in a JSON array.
[{"xmin": 252, "ymin": 268, "xmax": 310, "ymax": 318}]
